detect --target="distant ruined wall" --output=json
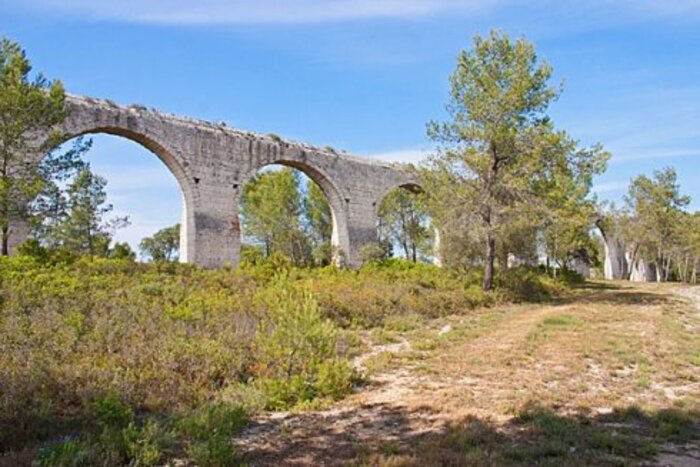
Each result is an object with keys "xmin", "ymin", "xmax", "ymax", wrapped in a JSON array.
[
  {"xmin": 598, "ymin": 222, "xmax": 657, "ymax": 282},
  {"xmin": 12, "ymin": 94, "xmax": 419, "ymax": 269},
  {"xmin": 599, "ymin": 227, "xmax": 628, "ymax": 280},
  {"xmin": 603, "ymin": 239, "xmax": 628, "ymax": 280},
  {"xmin": 627, "ymin": 254, "xmax": 656, "ymax": 283}
]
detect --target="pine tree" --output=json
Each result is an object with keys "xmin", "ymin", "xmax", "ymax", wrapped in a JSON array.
[
  {"xmin": 0, "ymin": 37, "xmax": 77, "ymax": 255},
  {"xmin": 50, "ymin": 167, "xmax": 129, "ymax": 256},
  {"xmin": 424, "ymin": 30, "xmax": 608, "ymax": 289}
]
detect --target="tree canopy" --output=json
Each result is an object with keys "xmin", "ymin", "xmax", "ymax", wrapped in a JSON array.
[
  {"xmin": 422, "ymin": 30, "xmax": 609, "ymax": 289},
  {"xmin": 43, "ymin": 167, "xmax": 129, "ymax": 256},
  {"xmin": 0, "ymin": 37, "xmax": 80, "ymax": 255},
  {"xmin": 624, "ymin": 167, "xmax": 691, "ymax": 281},
  {"xmin": 240, "ymin": 167, "xmax": 335, "ymax": 267},
  {"xmin": 139, "ymin": 224, "xmax": 180, "ymax": 262},
  {"xmin": 377, "ymin": 188, "xmax": 433, "ymax": 263}
]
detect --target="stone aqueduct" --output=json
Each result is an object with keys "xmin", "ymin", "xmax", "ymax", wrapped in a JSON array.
[
  {"xmin": 9, "ymin": 95, "xmax": 419, "ymax": 268},
  {"xmin": 7, "ymin": 94, "xmax": 646, "ymax": 280}
]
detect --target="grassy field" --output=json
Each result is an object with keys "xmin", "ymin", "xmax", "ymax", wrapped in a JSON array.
[{"xmin": 0, "ymin": 257, "xmax": 698, "ymax": 465}]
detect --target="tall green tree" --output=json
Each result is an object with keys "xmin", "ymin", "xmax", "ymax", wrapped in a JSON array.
[
  {"xmin": 423, "ymin": 30, "xmax": 608, "ymax": 290},
  {"xmin": 304, "ymin": 181, "xmax": 333, "ymax": 265},
  {"xmin": 538, "ymin": 134, "xmax": 608, "ymax": 273},
  {"xmin": 0, "ymin": 37, "xmax": 75, "ymax": 255},
  {"xmin": 378, "ymin": 188, "xmax": 432, "ymax": 262},
  {"xmin": 139, "ymin": 224, "xmax": 180, "ymax": 262},
  {"xmin": 624, "ymin": 167, "xmax": 690, "ymax": 282},
  {"xmin": 48, "ymin": 167, "xmax": 129, "ymax": 256},
  {"xmin": 305, "ymin": 181, "xmax": 332, "ymax": 244},
  {"xmin": 680, "ymin": 212, "xmax": 700, "ymax": 283},
  {"xmin": 29, "ymin": 138, "xmax": 91, "ymax": 239},
  {"xmin": 240, "ymin": 168, "xmax": 310, "ymax": 266}
]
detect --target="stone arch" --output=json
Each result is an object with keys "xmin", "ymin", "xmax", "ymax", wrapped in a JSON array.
[
  {"xmin": 40, "ymin": 125, "xmax": 197, "ymax": 263},
  {"xmin": 12, "ymin": 93, "xmax": 443, "ymax": 269},
  {"xmin": 237, "ymin": 159, "xmax": 350, "ymax": 266},
  {"xmin": 374, "ymin": 182, "xmax": 424, "ymax": 218}
]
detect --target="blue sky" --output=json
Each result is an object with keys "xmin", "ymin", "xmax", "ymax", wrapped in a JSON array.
[{"xmin": 2, "ymin": 0, "xmax": 699, "ymax": 249}]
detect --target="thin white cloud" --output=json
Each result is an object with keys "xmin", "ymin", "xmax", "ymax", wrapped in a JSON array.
[
  {"xmin": 14, "ymin": 0, "xmax": 498, "ymax": 24},
  {"xmin": 9, "ymin": 0, "xmax": 700, "ymax": 24},
  {"xmin": 611, "ymin": 149, "xmax": 700, "ymax": 163}
]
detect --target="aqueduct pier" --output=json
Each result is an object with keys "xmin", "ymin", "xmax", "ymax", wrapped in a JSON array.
[{"xmin": 9, "ymin": 95, "xmax": 419, "ymax": 268}]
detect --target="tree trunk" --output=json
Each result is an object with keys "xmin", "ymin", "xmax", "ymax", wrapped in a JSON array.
[
  {"xmin": 498, "ymin": 251, "xmax": 508, "ymax": 273},
  {"xmin": 627, "ymin": 244, "xmax": 639, "ymax": 281},
  {"xmin": 1, "ymin": 194, "xmax": 9, "ymax": 256},
  {"xmin": 483, "ymin": 232, "xmax": 496, "ymax": 291},
  {"xmin": 681, "ymin": 256, "xmax": 689, "ymax": 283},
  {"xmin": 1, "ymin": 225, "xmax": 8, "ymax": 256},
  {"xmin": 664, "ymin": 256, "xmax": 672, "ymax": 282},
  {"xmin": 402, "ymin": 239, "xmax": 410, "ymax": 261}
]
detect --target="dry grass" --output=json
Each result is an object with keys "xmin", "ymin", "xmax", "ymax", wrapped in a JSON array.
[{"xmin": 237, "ymin": 281, "xmax": 700, "ymax": 466}]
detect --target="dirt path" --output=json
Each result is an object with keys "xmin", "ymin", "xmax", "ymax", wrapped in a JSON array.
[
  {"xmin": 235, "ymin": 285, "xmax": 700, "ymax": 466},
  {"xmin": 674, "ymin": 285, "xmax": 700, "ymax": 319},
  {"xmin": 234, "ymin": 304, "xmax": 555, "ymax": 465}
]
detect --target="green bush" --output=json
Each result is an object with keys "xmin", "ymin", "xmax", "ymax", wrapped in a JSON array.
[
  {"xmin": 176, "ymin": 403, "xmax": 248, "ymax": 441},
  {"xmin": 177, "ymin": 403, "xmax": 248, "ymax": 467},
  {"xmin": 187, "ymin": 435, "xmax": 236, "ymax": 467},
  {"xmin": 120, "ymin": 419, "xmax": 164, "ymax": 466},
  {"xmin": 498, "ymin": 267, "xmax": 568, "ymax": 302},
  {"xmin": 253, "ymin": 283, "xmax": 354, "ymax": 409},
  {"xmin": 89, "ymin": 394, "xmax": 165, "ymax": 465},
  {"xmin": 36, "ymin": 440, "xmax": 92, "ymax": 467}
]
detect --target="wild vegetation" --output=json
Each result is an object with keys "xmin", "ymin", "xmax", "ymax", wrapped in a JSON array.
[
  {"xmin": 1, "ymin": 30, "xmax": 699, "ymax": 466},
  {"xmin": 0, "ymin": 255, "xmax": 575, "ymax": 464}
]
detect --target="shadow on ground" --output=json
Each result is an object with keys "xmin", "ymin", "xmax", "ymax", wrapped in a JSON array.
[
  {"xmin": 238, "ymin": 403, "xmax": 700, "ymax": 466},
  {"xmin": 555, "ymin": 281, "xmax": 677, "ymax": 308}
]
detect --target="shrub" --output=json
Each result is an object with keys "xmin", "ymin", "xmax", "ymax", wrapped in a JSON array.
[
  {"xmin": 121, "ymin": 419, "xmax": 164, "ymax": 466},
  {"xmin": 176, "ymin": 403, "xmax": 248, "ymax": 441},
  {"xmin": 315, "ymin": 360, "xmax": 355, "ymax": 401},
  {"xmin": 252, "ymin": 283, "xmax": 354, "ymax": 408},
  {"xmin": 188, "ymin": 435, "xmax": 236, "ymax": 467},
  {"xmin": 359, "ymin": 243, "xmax": 387, "ymax": 265},
  {"xmin": 89, "ymin": 394, "xmax": 166, "ymax": 465},
  {"xmin": 36, "ymin": 439, "xmax": 93, "ymax": 467},
  {"xmin": 498, "ymin": 267, "xmax": 568, "ymax": 302},
  {"xmin": 177, "ymin": 403, "xmax": 247, "ymax": 467}
]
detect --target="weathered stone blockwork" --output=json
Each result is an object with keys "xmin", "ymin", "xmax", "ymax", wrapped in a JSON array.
[{"xmin": 10, "ymin": 95, "xmax": 417, "ymax": 268}]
